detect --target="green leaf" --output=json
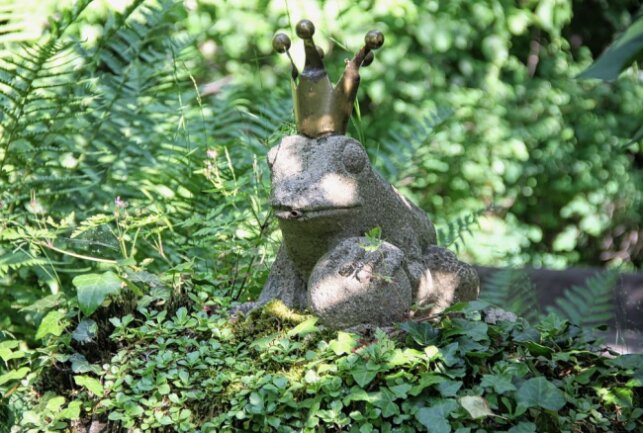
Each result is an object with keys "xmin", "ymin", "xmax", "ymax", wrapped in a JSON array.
[
  {"xmin": 409, "ymin": 373, "xmax": 445, "ymax": 396},
  {"xmin": 36, "ymin": 310, "xmax": 66, "ymax": 340},
  {"xmin": 343, "ymin": 387, "xmax": 371, "ymax": 404},
  {"xmin": 459, "ymin": 396, "xmax": 494, "ymax": 419},
  {"xmin": 389, "ymin": 383, "xmax": 412, "ymax": 399},
  {"xmin": 351, "ymin": 364, "xmax": 377, "ymax": 387},
  {"xmin": 480, "ymin": 374, "xmax": 516, "ymax": 394},
  {"xmin": 508, "ymin": 422, "xmax": 537, "ymax": 433},
  {"xmin": 287, "ymin": 317, "xmax": 319, "ymax": 337},
  {"xmin": 0, "ymin": 367, "xmax": 30, "ymax": 385},
  {"xmin": 329, "ymin": 332, "xmax": 357, "ymax": 355},
  {"xmin": 69, "ymin": 353, "xmax": 100, "ymax": 374},
  {"xmin": 0, "ymin": 340, "xmax": 25, "ymax": 362},
  {"xmin": 437, "ymin": 380, "xmax": 462, "ymax": 397},
  {"xmin": 399, "ymin": 321, "xmax": 439, "ymax": 345},
  {"xmin": 596, "ymin": 386, "xmax": 633, "ymax": 408},
  {"xmin": 579, "ymin": 16, "xmax": 643, "ymax": 80},
  {"xmin": 46, "ymin": 396, "xmax": 66, "ymax": 413},
  {"xmin": 606, "ymin": 354, "xmax": 643, "ymax": 370},
  {"xmin": 71, "ymin": 319, "xmax": 98, "ymax": 343},
  {"xmin": 371, "ymin": 389, "xmax": 399, "ymax": 417},
  {"xmin": 516, "ymin": 377, "xmax": 566, "ymax": 411},
  {"xmin": 75, "ymin": 375, "xmax": 104, "ymax": 397},
  {"xmin": 56, "ymin": 400, "xmax": 82, "ymax": 420},
  {"xmin": 73, "ymin": 271, "xmax": 122, "ymax": 316},
  {"xmin": 415, "ymin": 399, "xmax": 458, "ymax": 433}
]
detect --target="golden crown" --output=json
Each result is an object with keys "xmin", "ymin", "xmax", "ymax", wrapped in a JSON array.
[{"xmin": 273, "ymin": 20, "xmax": 384, "ymax": 138}]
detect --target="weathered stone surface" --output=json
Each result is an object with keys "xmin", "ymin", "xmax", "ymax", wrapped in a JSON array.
[
  {"xmin": 414, "ymin": 246, "xmax": 480, "ymax": 316},
  {"xmin": 308, "ymin": 237, "xmax": 412, "ymax": 328},
  {"xmin": 255, "ymin": 134, "xmax": 479, "ymax": 329}
]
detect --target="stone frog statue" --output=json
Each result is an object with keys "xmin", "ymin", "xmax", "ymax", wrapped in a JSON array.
[
  {"xmin": 258, "ymin": 134, "xmax": 479, "ymax": 328},
  {"xmin": 247, "ymin": 20, "xmax": 479, "ymax": 329}
]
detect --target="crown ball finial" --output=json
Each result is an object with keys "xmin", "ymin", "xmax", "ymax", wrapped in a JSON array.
[
  {"xmin": 272, "ymin": 33, "xmax": 291, "ymax": 53},
  {"xmin": 365, "ymin": 30, "xmax": 384, "ymax": 50},
  {"xmin": 296, "ymin": 19, "xmax": 315, "ymax": 38}
]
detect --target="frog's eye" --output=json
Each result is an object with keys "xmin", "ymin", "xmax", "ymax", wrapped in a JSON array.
[{"xmin": 342, "ymin": 141, "xmax": 367, "ymax": 174}]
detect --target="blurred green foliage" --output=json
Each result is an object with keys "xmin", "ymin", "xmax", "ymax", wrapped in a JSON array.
[{"xmin": 185, "ymin": 0, "xmax": 642, "ymax": 268}]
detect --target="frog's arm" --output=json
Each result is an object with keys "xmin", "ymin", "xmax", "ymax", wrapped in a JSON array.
[{"xmin": 258, "ymin": 245, "xmax": 308, "ymax": 309}]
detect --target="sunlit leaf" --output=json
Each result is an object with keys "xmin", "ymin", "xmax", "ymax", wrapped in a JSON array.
[{"xmin": 73, "ymin": 271, "xmax": 122, "ymax": 316}]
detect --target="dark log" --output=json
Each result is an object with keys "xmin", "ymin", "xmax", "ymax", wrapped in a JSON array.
[{"xmin": 475, "ymin": 266, "xmax": 643, "ymax": 353}]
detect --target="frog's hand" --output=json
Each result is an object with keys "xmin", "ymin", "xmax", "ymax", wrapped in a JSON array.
[
  {"xmin": 258, "ymin": 244, "xmax": 308, "ymax": 309},
  {"xmin": 415, "ymin": 246, "xmax": 480, "ymax": 315},
  {"xmin": 308, "ymin": 237, "xmax": 413, "ymax": 329}
]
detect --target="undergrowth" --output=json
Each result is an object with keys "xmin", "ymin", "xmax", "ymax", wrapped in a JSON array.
[{"xmin": 2, "ymin": 295, "xmax": 641, "ymax": 432}]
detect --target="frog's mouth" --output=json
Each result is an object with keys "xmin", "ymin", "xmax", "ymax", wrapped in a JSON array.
[{"xmin": 273, "ymin": 205, "xmax": 361, "ymax": 221}]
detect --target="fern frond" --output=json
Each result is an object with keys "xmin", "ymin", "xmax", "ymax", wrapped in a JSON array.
[
  {"xmin": 479, "ymin": 268, "xmax": 540, "ymax": 322},
  {"xmin": 0, "ymin": 250, "xmax": 52, "ymax": 278},
  {"xmin": 437, "ymin": 208, "xmax": 486, "ymax": 252},
  {"xmin": 545, "ymin": 270, "xmax": 618, "ymax": 328},
  {"xmin": 376, "ymin": 109, "xmax": 452, "ymax": 180}
]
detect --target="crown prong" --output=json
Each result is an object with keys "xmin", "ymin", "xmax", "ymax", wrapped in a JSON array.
[
  {"xmin": 349, "ymin": 30, "xmax": 384, "ymax": 71},
  {"xmin": 296, "ymin": 20, "xmax": 327, "ymax": 80},
  {"xmin": 273, "ymin": 32, "xmax": 299, "ymax": 80},
  {"xmin": 334, "ymin": 30, "xmax": 384, "ymax": 122}
]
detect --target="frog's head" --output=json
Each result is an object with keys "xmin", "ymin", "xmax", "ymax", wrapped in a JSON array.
[{"xmin": 267, "ymin": 135, "xmax": 372, "ymax": 221}]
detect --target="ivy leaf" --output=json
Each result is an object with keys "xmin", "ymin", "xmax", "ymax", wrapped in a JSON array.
[
  {"xmin": 480, "ymin": 374, "xmax": 517, "ymax": 394},
  {"xmin": 343, "ymin": 387, "xmax": 371, "ymax": 404},
  {"xmin": 371, "ymin": 389, "xmax": 399, "ymax": 417},
  {"xmin": 389, "ymin": 383, "xmax": 412, "ymax": 399},
  {"xmin": 0, "ymin": 340, "xmax": 25, "ymax": 362},
  {"xmin": 446, "ymin": 319, "xmax": 488, "ymax": 342},
  {"xmin": 69, "ymin": 353, "xmax": 100, "ymax": 374},
  {"xmin": 516, "ymin": 377, "xmax": 566, "ymax": 410},
  {"xmin": 409, "ymin": 373, "xmax": 445, "ymax": 396},
  {"xmin": 56, "ymin": 400, "xmax": 82, "ymax": 420},
  {"xmin": 75, "ymin": 375, "xmax": 104, "ymax": 397},
  {"xmin": 415, "ymin": 399, "xmax": 459, "ymax": 433},
  {"xmin": 36, "ymin": 310, "xmax": 66, "ymax": 340},
  {"xmin": 351, "ymin": 364, "xmax": 377, "ymax": 388},
  {"xmin": 329, "ymin": 332, "xmax": 357, "ymax": 355},
  {"xmin": 437, "ymin": 380, "xmax": 462, "ymax": 397},
  {"xmin": 71, "ymin": 319, "xmax": 98, "ymax": 343},
  {"xmin": 439, "ymin": 343, "xmax": 461, "ymax": 367},
  {"xmin": 73, "ymin": 271, "xmax": 122, "ymax": 316},
  {"xmin": 459, "ymin": 396, "xmax": 494, "ymax": 419},
  {"xmin": 399, "ymin": 321, "xmax": 439, "ymax": 345},
  {"xmin": 508, "ymin": 422, "xmax": 537, "ymax": 433},
  {"xmin": 287, "ymin": 317, "xmax": 319, "ymax": 337},
  {"xmin": 0, "ymin": 367, "xmax": 30, "ymax": 386},
  {"xmin": 46, "ymin": 396, "xmax": 66, "ymax": 412}
]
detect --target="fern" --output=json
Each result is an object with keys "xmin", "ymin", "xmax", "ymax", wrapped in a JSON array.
[
  {"xmin": 479, "ymin": 268, "xmax": 540, "ymax": 322},
  {"xmin": 546, "ymin": 270, "xmax": 618, "ymax": 328},
  {"xmin": 436, "ymin": 207, "xmax": 487, "ymax": 252},
  {"xmin": 374, "ymin": 109, "xmax": 452, "ymax": 181}
]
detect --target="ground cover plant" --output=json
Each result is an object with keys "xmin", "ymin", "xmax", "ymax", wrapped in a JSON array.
[
  {"xmin": 2, "ymin": 294, "xmax": 642, "ymax": 432},
  {"xmin": 0, "ymin": 0, "xmax": 641, "ymax": 431}
]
